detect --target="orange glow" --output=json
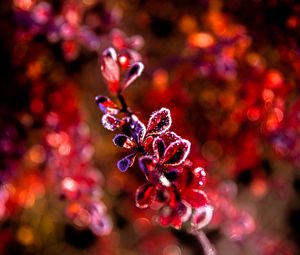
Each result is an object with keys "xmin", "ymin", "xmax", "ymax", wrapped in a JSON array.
[
  {"xmin": 66, "ymin": 202, "xmax": 81, "ymax": 218},
  {"xmin": 207, "ymin": 11, "xmax": 227, "ymax": 35},
  {"xmin": 30, "ymin": 181, "xmax": 45, "ymax": 198},
  {"xmin": 266, "ymin": 70, "xmax": 283, "ymax": 88},
  {"xmin": 250, "ymin": 178, "xmax": 268, "ymax": 198},
  {"xmin": 28, "ymin": 145, "xmax": 46, "ymax": 164},
  {"xmin": 153, "ymin": 69, "xmax": 169, "ymax": 90},
  {"xmin": 219, "ymin": 91, "xmax": 236, "ymax": 109},
  {"xmin": 83, "ymin": 0, "xmax": 96, "ymax": 6},
  {"xmin": 14, "ymin": 0, "xmax": 34, "ymax": 10},
  {"xmin": 18, "ymin": 190, "xmax": 35, "ymax": 208},
  {"xmin": 246, "ymin": 52, "xmax": 265, "ymax": 69},
  {"xmin": 27, "ymin": 61, "xmax": 43, "ymax": 80},
  {"xmin": 188, "ymin": 32, "xmax": 215, "ymax": 48},
  {"xmin": 179, "ymin": 15, "xmax": 198, "ymax": 34},
  {"xmin": 17, "ymin": 226, "xmax": 34, "ymax": 245},
  {"xmin": 265, "ymin": 115, "xmax": 279, "ymax": 131}
]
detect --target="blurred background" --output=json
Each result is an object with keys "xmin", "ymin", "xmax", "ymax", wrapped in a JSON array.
[{"xmin": 1, "ymin": 0, "xmax": 300, "ymax": 254}]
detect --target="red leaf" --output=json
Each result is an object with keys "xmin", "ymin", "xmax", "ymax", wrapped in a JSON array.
[
  {"xmin": 159, "ymin": 131, "xmax": 181, "ymax": 147},
  {"xmin": 138, "ymin": 156, "xmax": 158, "ymax": 182},
  {"xmin": 122, "ymin": 62, "xmax": 144, "ymax": 90},
  {"xmin": 117, "ymin": 153, "xmax": 136, "ymax": 172},
  {"xmin": 100, "ymin": 47, "xmax": 120, "ymax": 93},
  {"xmin": 101, "ymin": 114, "xmax": 123, "ymax": 131},
  {"xmin": 135, "ymin": 183, "xmax": 155, "ymax": 208},
  {"xmin": 191, "ymin": 205, "xmax": 214, "ymax": 230},
  {"xmin": 153, "ymin": 137, "xmax": 166, "ymax": 161},
  {"xmin": 183, "ymin": 189, "xmax": 208, "ymax": 208},
  {"xmin": 113, "ymin": 134, "xmax": 135, "ymax": 149},
  {"xmin": 163, "ymin": 139, "xmax": 191, "ymax": 166},
  {"xmin": 147, "ymin": 108, "xmax": 172, "ymax": 135},
  {"xmin": 95, "ymin": 95, "xmax": 119, "ymax": 115}
]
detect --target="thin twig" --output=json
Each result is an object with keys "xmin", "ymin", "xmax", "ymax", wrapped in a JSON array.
[{"xmin": 194, "ymin": 229, "xmax": 216, "ymax": 255}]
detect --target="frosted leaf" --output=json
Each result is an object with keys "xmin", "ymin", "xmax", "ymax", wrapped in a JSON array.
[
  {"xmin": 113, "ymin": 134, "xmax": 135, "ymax": 149},
  {"xmin": 160, "ymin": 131, "xmax": 181, "ymax": 142},
  {"xmin": 117, "ymin": 153, "xmax": 136, "ymax": 172},
  {"xmin": 159, "ymin": 131, "xmax": 181, "ymax": 147},
  {"xmin": 101, "ymin": 114, "xmax": 123, "ymax": 131},
  {"xmin": 138, "ymin": 156, "xmax": 156, "ymax": 180},
  {"xmin": 153, "ymin": 137, "xmax": 166, "ymax": 161},
  {"xmin": 147, "ymin": 108, "xmax": 172, "ymax": 135},
  {"xmin": 95, "ymin": 95, "xmax": 119, "ymax": 115},
  {"xmin": 163, "ymin": 139, "xmax": 191, "ymax": 166},
  {"xmin": 122, "ymin": 62, "xmax": 144, "ymax": 90},
  {"xmin": 131, "ymin": 115, "xmax": 146, "ymax": 144}
]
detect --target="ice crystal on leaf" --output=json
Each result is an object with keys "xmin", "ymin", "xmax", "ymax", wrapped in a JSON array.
[{"xmin": 147, "ymin": 108, "xmax": 172, "ymax": 135}]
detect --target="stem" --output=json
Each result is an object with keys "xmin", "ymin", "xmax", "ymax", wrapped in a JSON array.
[
  {"xmin": 194, "ymin": 229, "xmax": 216, "ymax": 255},
  {"xmin": 117, "ymin": 93, "xmax": 132, "ymax": 115}
]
